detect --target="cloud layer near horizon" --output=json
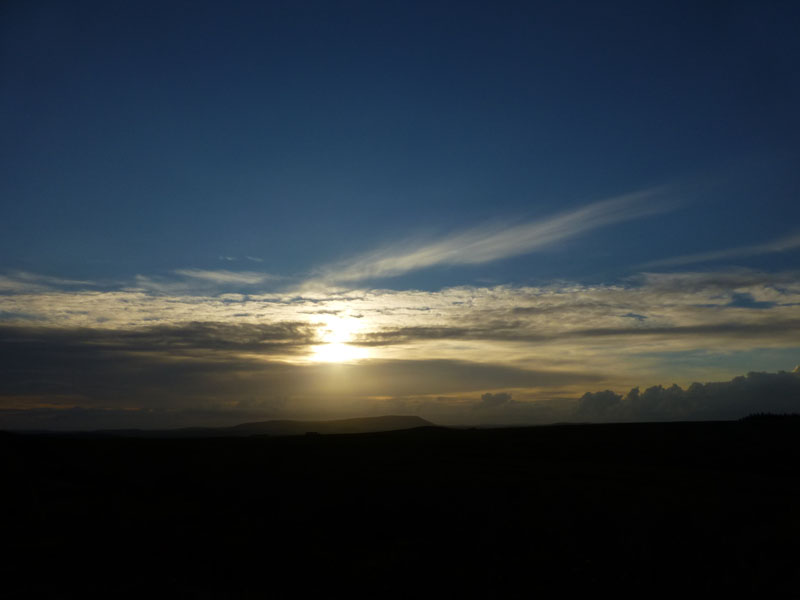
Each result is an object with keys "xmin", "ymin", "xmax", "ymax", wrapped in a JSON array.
[{"xmin": 1, "ymin": 266, "xmax": 799, "ymax": 429}]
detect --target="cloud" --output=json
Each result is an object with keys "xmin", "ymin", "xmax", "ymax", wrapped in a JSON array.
[
  {"xmin": 0, "ymin": 321, "xmax": 319, "ymax": 413},
  {"xmin": 0, "ymin": 311, "xmax": 37, "ymax": 321},
  {"xmin": 0, "ymin": 321, "xmax": 317, "ymax": 360},
  {"xmin": 0, "ymin": 323, "xmax": 601, "ymax": 429},
  {"xmin": 636, "ymin": 269, "xmax": 800, "ymax": 295},
  {"xmin": 1, "ymin": 267, "xmax": 799, "ymax": 421},
  {"xmin": 0, "ymin": 271, "xmax": 94, "ymax": 293},
  {"xmin": 643, "ymin": 231, "xmax": 800, "ymax": 269},
  {"xmin": 173, "ymin": 269, "xmax": 275, "ymax": 285},
  {"xmin": 218, "ymin": 256, "xmax": 264, "ymax": 263},
  {"xmin": 479, "ymin": 392, "xmax": 513, "ymax": 407},
  {"xmin": 2, "ymin": 268, "xmax": 799, "ymax": 374},
  {"xmin": 576, "ymin": 369, "xmax": 800, "ymax": 422},
  {"xmin": 315, "ymin": 188, "xmax": 670, "ymax": 284},
  {"xmin": 354, "ymin": 318, "xmax": 800, "ymax": 347},
  {"xmin": 132, "ymin": 269, "xmax": 278, "ymax": 295}
]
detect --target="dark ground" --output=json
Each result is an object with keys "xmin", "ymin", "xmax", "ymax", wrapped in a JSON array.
[{"xmin": 3, "ymin": 420, "xmax": 800, "ymax": 598}]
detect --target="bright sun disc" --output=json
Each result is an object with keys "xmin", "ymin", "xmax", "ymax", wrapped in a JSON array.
[
  {"xmin": 312, "ymin": 342, "xmax": 368, "ymax": 362},
  {"xmin": 310, "ymin": 316, "xmax": 369, "ymax": 362}
]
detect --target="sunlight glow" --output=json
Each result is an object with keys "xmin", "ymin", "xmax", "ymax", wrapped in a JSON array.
[{"xmin": 311, "ymin": 315, "xmax": 370, "ymax": 363}]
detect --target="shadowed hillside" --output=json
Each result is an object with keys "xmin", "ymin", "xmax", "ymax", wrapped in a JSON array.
[
  {"xmin": 227, "ymin": 414, "xmax": 434, "ymax": 436},
  {"xmin": 3, "ymin": 419, "xmax": 800, "ymax": 597},
  {"xmin": 26, "ymin": 415, "xmax": 435, "ymax": 438}
]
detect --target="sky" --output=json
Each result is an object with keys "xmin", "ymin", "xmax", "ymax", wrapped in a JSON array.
[{"xmin": 2, "ymin": 1, "xmax": 800, "ymax": 429}]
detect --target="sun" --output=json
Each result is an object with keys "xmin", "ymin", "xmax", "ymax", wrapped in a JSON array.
[
  {"xmin": 312, "ymin": 341, "xmax": 368, "ymax": 363},
  {"xmin": 311, "ymin": 316, "xmax": 369, "ymax": 363}
]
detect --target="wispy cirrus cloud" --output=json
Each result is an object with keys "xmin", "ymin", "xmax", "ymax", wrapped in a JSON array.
[
  {"xmin": 174, "ymin": 269, "xmax": 276, "ymax": 285},
  {"xmin": 314, "ymin": 188, "xmax": 671, "ymax": 284},
  {"xmin": 643, "ymin": 231, "xmax": 800, "ymax": 269},
  {"xmin": 218, "ymin": 255, "xmax": 264, "ymax": 263},
  {"xmin": 0, "ymin": 271, "xmax": 95, "ymax": 293},
  {"xmin": 132, "ymin": 269, "xmax": 278, "ymax": 294}
]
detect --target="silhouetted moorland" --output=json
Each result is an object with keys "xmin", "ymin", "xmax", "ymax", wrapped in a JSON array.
[
  {"xmin": 3, "ymin": 419, "xmax": 800, "ymax": 597},
  {"xmin": 39, "ymin": 415, "xmax": 434, "ymax": 438}
]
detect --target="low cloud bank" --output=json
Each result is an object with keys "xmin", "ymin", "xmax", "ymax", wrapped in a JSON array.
[
  {"xmin": 577, "ymin": 369, "xmax": 800, "ymax": 422},
  {"xmin": 0, "ymin": 322, "xmax": 798, "ymax": 429},
  {"xmin": 0, "ymin": 324, "xmax": 598, "ymax": 429}
]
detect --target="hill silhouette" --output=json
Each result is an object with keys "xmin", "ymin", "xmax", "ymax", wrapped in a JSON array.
[
  {"xmin": 5, "ymin": 420, "xmax": 800, "ymax": 596},
  {"xmin": 84, "ymin": 414, "xmax": 435, "ymax": 438},
  {"xmin": 228, "ymin": 414, "xmax": 434, "ymax": 436}
]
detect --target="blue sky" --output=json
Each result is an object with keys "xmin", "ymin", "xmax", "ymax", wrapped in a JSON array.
[{"xmin": 1, "ymin": 1, "xmax": 799, "ymax": 428}]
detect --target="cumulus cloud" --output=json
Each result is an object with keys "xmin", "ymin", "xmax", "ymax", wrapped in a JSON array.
[
  {"xmin": 643, "ymin": 231, "xmax": 800, "ymax": 269},
  {"xmin": 478, "ymin": 392, "xmax": 513, "ymax": 407},
  {"xmin": 576, "ymin": 370, "xmax": 800, "ymax": 422},
  {"xmin": 315, "ymin": 188, "xmax": 670, "ymax": 284}
]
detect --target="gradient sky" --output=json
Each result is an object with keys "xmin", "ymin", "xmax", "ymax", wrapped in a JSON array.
[{"xmin": 2, "ymin": 1, "xmax": 800, "ymax": 429}]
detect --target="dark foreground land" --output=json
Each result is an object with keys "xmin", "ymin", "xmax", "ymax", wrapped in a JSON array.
[{"xmin": 3, "ymin": 420, "xmax": 800, "ymax": 598}]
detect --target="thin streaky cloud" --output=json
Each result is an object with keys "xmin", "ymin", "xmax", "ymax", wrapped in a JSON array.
[
  {"xmin": 643, "ymin": 232, "xmax": 800, "ymax": 269},
  {"xmin": 0, "ymin": 271, "xmax": 96, "ymax": 293},
  {"xmin": 174, "ymin": 269, "xmax": 276, "ymax": 285},
  {"xmin": 316, "ymin": 188, "xmax": 671, "ymax": 284},
  {"xmin": 11, "ymin": 272, "xmax": 94, "ymax": 286}
]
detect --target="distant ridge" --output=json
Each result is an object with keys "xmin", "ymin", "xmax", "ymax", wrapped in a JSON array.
[
  {"xmin": 228, "ymin": 415, "xmax": 434, "ymax": 436},
  {"xmin": 36, "ymin": 415, "xmax": 437, "ymax": 438}
]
